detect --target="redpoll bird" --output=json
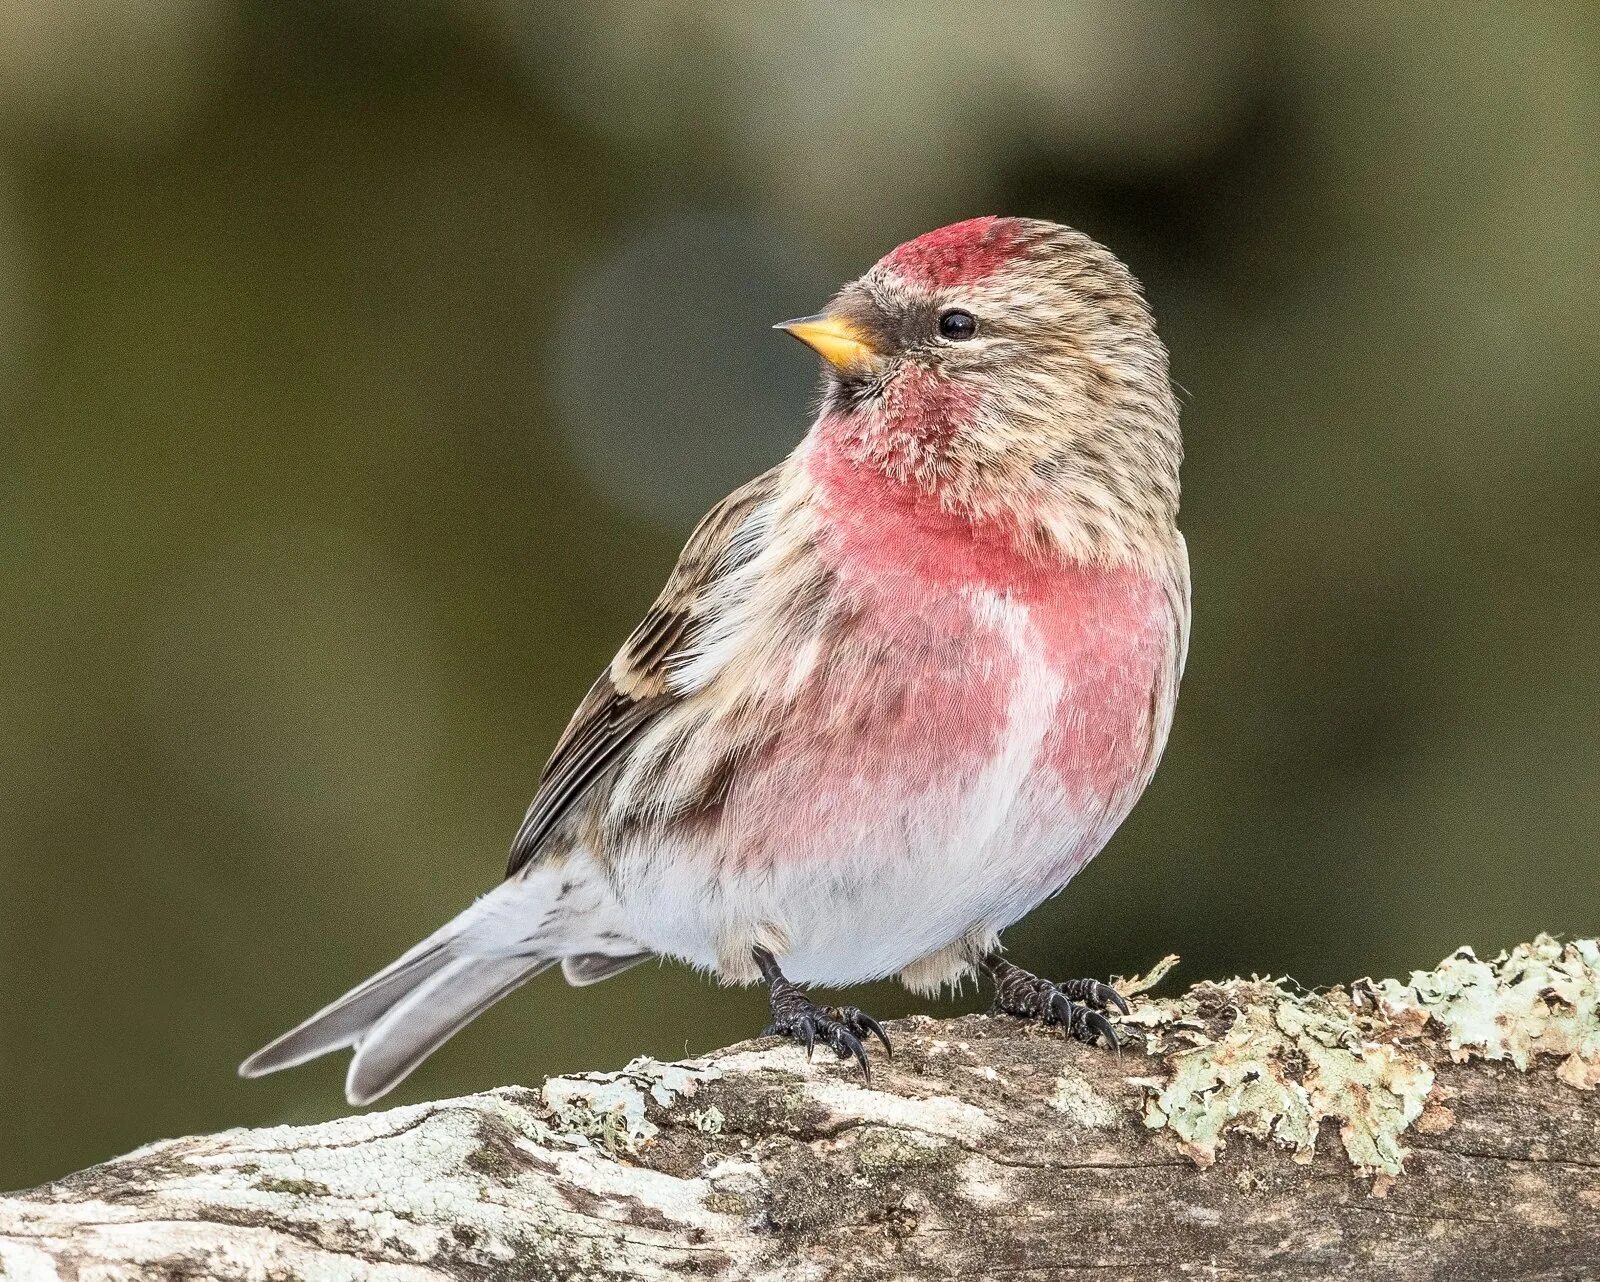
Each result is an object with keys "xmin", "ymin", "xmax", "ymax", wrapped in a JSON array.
[{"xmin": 241, "ymin": 216, "xmax": 1189, "ymax": 1104}]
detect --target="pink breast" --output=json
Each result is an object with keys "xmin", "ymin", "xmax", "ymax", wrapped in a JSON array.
[
  {"xmin": 1030, "ymin": 567, "xmax": 1168, "ymax": 801},
  {"xmin": 701, "ymin": 444, "xmax": 1169, "ymax": 867}
]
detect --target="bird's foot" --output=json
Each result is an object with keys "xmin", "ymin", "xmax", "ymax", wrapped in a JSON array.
[
  {"xmin": 984, "ymin": 955, "xmax": 1130, "ymax": 1049},
  {"xmin": 761, "ymin": 976, "xmax": 892, "ymax": 1082}
]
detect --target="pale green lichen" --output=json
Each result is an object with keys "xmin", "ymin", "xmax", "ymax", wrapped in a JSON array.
[
  {"xmin": 1369, "ymin": 934, "xmax": 1600, "ymax": 1088},
  {"xmin": 851, "ymin": 1125, "xmax": 954, "ymax": 1178},
  {"xmin": 252, "ymin": 1176, "xmax": 332, "ymax": 1198},
  {"xmin": 701, "ymin": 1190, "xmax": 750, "ymax": 1218},
  {"xmin": 540, "ymin": 1056, "xmax": 720, "ymax": 1154},
  {"xmin": 689, "ymin": 1106, "xmax": 725, "ymax": 1135},
  {"xmin": 1115, "ymin": 952, "xmax": 1182, "ymax": 999},
  {"xmin": 1131, "ymin": 981, "xmax": 1433, "ymax": 1176},
  {"xmin": 1127, "ymin": 936, "xmax": 1600, "ymax": 1179}
]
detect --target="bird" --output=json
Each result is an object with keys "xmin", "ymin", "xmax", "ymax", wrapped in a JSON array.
[{"xmin": 240, "ymin": 215, "xmax": 1189, "ymax": 1105}]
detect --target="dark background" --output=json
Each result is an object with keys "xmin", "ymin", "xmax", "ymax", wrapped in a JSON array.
[{"xmin": 2, "ymin": 2, "xmax": 1596, "ymax": 1190}]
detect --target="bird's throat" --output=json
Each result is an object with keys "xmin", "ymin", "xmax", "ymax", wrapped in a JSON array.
[
  {"xmin": 807, "ymin": 403, "xmax": 1178, "ymax": 577},
  {"xmin": 804, "ymin": 425, "xmax": 1062, "ymax": 592}
]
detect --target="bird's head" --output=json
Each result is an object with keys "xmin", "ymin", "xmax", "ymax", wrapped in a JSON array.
[{"xmin": 781, "ymin": 217, "xmax": 1182, "ymax": 564}]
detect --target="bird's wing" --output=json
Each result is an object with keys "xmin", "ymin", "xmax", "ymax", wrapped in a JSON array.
[{"xmin": 504, "ymin": 465, "xmax": 783, "ymax": 877}]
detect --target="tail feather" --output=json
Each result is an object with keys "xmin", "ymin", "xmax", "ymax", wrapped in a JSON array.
[
  {"xmin": 239, "ymin": 939, "xmax": 455, "ymax": 1079},
  {"xmin": 240, "ymin": 862, "xmax": 642, "ymax": 1105},
  {"xmin": 345, "ymin": 955, "xmax": 552, "ymax": 1106}
]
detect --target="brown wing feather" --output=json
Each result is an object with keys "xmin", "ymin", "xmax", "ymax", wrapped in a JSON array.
[{"xmin": 504, "ymin": 467, "xmax": 782, "ymax": 877}]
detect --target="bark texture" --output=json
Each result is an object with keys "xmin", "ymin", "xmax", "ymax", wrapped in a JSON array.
[{"xmin": 2, "ymin": 936, "xmax": 1596, "ymax": 1281}]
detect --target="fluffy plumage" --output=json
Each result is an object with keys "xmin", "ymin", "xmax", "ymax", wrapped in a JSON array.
[{"xmin": 241, "ymin": 216, "xmax": 1189, "ymax": 1104}]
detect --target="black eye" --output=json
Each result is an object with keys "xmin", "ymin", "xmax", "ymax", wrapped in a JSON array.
[{"xmin": 938, "ymin": 309, "xmax": 977, "ymax": 341}]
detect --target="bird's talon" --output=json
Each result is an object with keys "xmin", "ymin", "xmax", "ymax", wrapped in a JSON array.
[
  {"xmin": 1105, "ymin": 986, "xmax": 1131, "ymax": 1017},
  {"xmin": 1081, "ymin": 1009, "xmax": 1118, "ymax": 1049},
  {"xmin": 987, "ymin": 956, "xmax": 1128, "ymax": 1054},
  {"xmin": 828, "ymin": 1005, "xmax": 894, "ymax": 1060},
  {"xmin": 761, "ymin": 986, "xmax": 888, "ymax": 1082},
  {"xmin": 856, "ymin": 1011, "xmax": 893, "ymax": 1058}
]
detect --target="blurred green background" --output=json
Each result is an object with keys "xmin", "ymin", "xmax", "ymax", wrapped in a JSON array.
[{"xmin": 2, "ymin": 1, "xmax": 1597, "ymax": 1191}]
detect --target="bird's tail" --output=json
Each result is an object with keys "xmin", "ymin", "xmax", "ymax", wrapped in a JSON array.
[{"xmin": 240, "ymin": 872, "xmax": 573, "ymax": 1105}]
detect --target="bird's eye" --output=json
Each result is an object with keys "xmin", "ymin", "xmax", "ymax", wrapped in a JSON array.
[{"xmin": 938, "ymin": 309, "xmax": 978, "ymax": 341}]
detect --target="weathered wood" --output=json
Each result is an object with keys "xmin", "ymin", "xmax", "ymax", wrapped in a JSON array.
[{"xmin": 2, "ymin": 937, "xmax": 1596, "ymax": 1281}]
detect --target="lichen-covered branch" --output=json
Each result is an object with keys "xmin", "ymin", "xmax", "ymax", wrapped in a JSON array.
[{"xmin": 3, "ymin": 937, "xmax": 1597, "ymax": 1281}]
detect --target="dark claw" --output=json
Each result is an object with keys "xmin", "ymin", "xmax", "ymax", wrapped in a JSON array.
[
  {"xmin": 988, "ymin": 957, "xmax": 1129, "ymax": 1054},
  {"xmin": 1097, "ymin": 982, "xmax": 1131, "ymax": 1017},
  {"xmin": 846, "ymin": 1009, "xmax": 894, "ymax": 1059},
  {"xmin": 1046, "ymin": 989, "xmax": 1075, "ymax": 1028},
  {"xmin": 1059, "ymin": 977, "xmax": 1131, "ymax": 1016},
  {"xmin": 1081, "ymin": 1009, "xmax": 1118, "ymax": 1049},
  {"xmin": 831, "ymin": 1028, "xmax": 869, "ymax": 1080},
  {"xmin": 762, "ymin": 990, "xmax": 889, "ymax": 1083}
]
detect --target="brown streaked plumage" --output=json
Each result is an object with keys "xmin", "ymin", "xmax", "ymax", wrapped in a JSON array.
[{"xmin": 505, "ymin": 467, "xmax": 784, "ymax": 875}]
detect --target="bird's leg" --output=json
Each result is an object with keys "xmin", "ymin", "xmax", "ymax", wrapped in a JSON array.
[
  {"xmin": 753, "ymin": 946, "xmax": 891, "ymax": 1081},
  {"xmin": 980, "ymin": 953, "xmax": 1130, "ymax": 1049}
]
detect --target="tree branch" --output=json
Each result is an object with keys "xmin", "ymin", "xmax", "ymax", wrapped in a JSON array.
[{"xmin": 3, "ymin": 937, "xmax": 1596, "ymax": 1280}]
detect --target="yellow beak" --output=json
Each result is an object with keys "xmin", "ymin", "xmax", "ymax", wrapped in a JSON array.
[{"xmin": 775, "ymin": 313, "xmax": 880, "ymax": 372}]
